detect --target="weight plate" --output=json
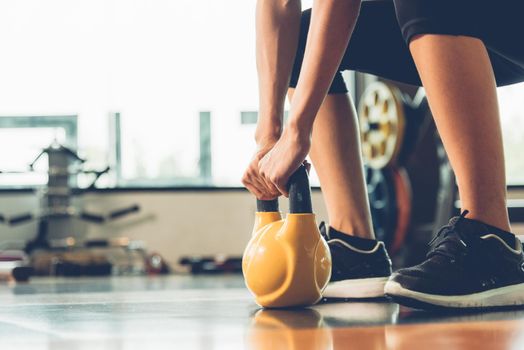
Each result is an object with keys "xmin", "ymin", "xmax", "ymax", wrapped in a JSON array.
[
  {"xmin": 366, "ymin": 167, "xmax": 397, "ymax": 247},
  {"xmin": 358, "ymin": 82, "xmax": 406, "ymax": 169},
  {"xmin": 390, "ymin": 167, "xmax": 412, "ymax": 255}
]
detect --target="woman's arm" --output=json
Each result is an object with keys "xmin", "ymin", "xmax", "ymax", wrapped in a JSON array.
[
  {"xmin": 255, "ymin": 0, "xmax": 301, "ymax": 144},
  {"xmin": 242, "ymin": 0, "xmax": 301, "ymax": 200},
  {"xmin": 259, "ymin": 0, "xmax": 361, "ymax": 196}
]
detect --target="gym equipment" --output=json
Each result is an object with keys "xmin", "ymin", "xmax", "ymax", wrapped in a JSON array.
[
  {"xmin": 389, "ymin": 167, "xmax": 412, "ymax": 254},
  {"xmin": 433, "ymin": 135, "xmax": 458, "ymax": 232},
  {"xmin": 0, "ymin": 250, "xmax": 33, "ymax": 282},
  {"xmin": 358, "ymin": 82, "xmax": 405, "ymax": 169},
  {"xmin": 366, "ymin": 167, "xmax": 397, "ymax": 245},
  {"xmin": 31, "ymin": 250, "xmax": 112, "ymax": 277},
  {"xmin": 358, "ymin": 82, "xmax": 427, "ymax": 169},
  {"xmin": 179, "ymin": 255, "xmax": 242, "ymax": 274},
  {"xmin": 352, "ymin": 76, "xmax": 462, "ymax": 266},
  {"xmin": 0, "ymin": 141, "xmax": 140, "ymax": 254},
  {"xmin": 366, "ymin": 167, "xmax": 412, "ymax": 255},
  {"xmin": 0, "ymin": 141, "xmax": 163, "ymax": 278},
  {"xmin": 242, "ymin": 166, "xmax": 331, "ymax": 308},
  {"xmin": 359, "ymin": 81, "xmax": 460, "ymax": 266},
  {"xmin": 28, "ymin": 239, "xmax": 169, "ymax": 277}
]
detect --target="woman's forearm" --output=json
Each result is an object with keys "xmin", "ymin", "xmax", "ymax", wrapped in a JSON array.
[
  {"xmin": 255, "ymin": 0, "xmax": 301, "ymax": 144},
  {"xmin": 288, "ymin": 0, "xmax": 361, "ymax": 133}
]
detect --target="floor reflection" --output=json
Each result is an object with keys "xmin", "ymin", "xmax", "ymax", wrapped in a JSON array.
[
  {"xmin": 398, "ymin": 305, "xmax": 524, "ymax": 324},
  {"xmin": 246, "ymin": 300, "xmax": 524, "ymax": 350},
  {"xmin": 2, "ymin": 276, "xmax": 524, "ymax": 349},
  {"xmin": 315, "ymin": 300, "xmax": 399, "ymax": 327},
  {"xmin": 246, "ymin": 301, "xmax": 398, "ymax": 350}
]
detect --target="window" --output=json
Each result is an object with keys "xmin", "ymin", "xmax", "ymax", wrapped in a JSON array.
[
  {"xmin": 0, "ymin": 0, "xmax": 348, "ymax": 189},
  {"xmin": 498, "ymin": 83, "xmax": 524, "ymax": 186},
  {"xmin": 0, "ymin": 116, "xmax": 76, "ymax": 187},
  {"xmin": 3, "ymin": 1, "xmax": 520, "ymax": 189}
]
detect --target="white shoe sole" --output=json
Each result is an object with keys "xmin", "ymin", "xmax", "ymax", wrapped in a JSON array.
[
  {"xmin": 385, "ymin": 280, "xmax": 524, "ymax": 308},
  {"xmin": 323, "ymin": 276, "xmax": 389, "ymax": 299}
]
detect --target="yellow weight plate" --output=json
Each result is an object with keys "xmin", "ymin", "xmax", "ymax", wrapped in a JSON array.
[{"xmin": 358, "ymin": 82, "xmax": 406, "ymax": 169}]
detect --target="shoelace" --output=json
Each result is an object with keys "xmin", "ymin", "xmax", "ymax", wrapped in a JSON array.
[{"xmin": 426, "ymin": 210, "xmax": 473, "ymax": 261}]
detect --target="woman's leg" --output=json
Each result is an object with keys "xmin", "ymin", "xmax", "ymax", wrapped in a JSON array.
[
  {"xmin": 287, "ymin": 1, "xmax": 417, "ymax": 240},
  {"xmin": 408, "ymin": 34, "xmax": 510, "ymax": 231},
  {"xmin": 288, "ymin": 88, "xmax": 374, "ymax": 239}
]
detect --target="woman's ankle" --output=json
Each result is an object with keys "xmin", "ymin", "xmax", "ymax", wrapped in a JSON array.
[
  {"xmin": 329, "ymin": 217, "xmax": 375, "ymax": 240},
  {"xmin": 461, "ymin": 208, "xmax": 511, "ymax": 233}
]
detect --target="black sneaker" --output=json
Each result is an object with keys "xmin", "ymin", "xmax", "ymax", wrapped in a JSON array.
[
  {"xmin": 385, "ymin": 211, "xmax": 524, "ymax": 309},
  {"xmin": 320, "ymin": 222, "xmax": 392, "ymax": 299}
]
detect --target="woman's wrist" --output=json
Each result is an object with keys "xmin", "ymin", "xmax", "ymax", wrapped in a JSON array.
[
  {"xmin": 255, "ymin": 123, "xmax": 282, "ymax": 146},
  {"xmin": 287, "ymin": 115, "xmax": 313, "ymax": 141}
]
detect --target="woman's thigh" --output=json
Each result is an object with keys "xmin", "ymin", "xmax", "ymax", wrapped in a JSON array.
[
  {"xmin": 289, "ymin": 0, "xmax": 423, "ymax": 93},
  {"xmin": 343, "ymin": 0, "xmax": 422, "ymax": 86},
  {"xmin": 290, "ymin": 0, "xmax": 524, "ymax": 92},
  {"xmin": 393, "ymin": 0, "xmax": 524, "ymax": 86}
]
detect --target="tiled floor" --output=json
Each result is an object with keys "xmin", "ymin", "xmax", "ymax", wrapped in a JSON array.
[{"xmin": 0, "ymin": 275, "xmax": 523, "ymax": 349}]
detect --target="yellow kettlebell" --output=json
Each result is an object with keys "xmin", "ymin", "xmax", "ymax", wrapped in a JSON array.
[{"xmin": 242, "ymin": 165, "xmax": 332, "ymax": 308}]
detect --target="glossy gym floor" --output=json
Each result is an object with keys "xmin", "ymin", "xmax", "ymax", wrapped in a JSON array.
[{"xmin": 1, "ymin": 275, "xmax": 524, "ymax": 350}]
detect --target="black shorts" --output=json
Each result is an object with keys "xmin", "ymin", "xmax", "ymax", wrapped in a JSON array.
[{"xmin": 290, "ymin": 0, "xmax": 524, "ymax": 93}]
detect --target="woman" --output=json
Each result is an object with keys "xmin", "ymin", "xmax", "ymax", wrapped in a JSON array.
[{"xmin": 242, "ymin": 0, "xmax": 524, "ymax": 309}]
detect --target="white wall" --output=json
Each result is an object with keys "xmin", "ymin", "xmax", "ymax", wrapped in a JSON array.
[{"xmin": 0, "ymin": 190, "xmax": 328, "ymax": 267}]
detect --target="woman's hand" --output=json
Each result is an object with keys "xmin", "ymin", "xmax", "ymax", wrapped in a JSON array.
[
  {"xmin": 242, "ymin": 137, "xmax": 282, "ymax": 200},
  {"xmin": 258, "ymin": 124, "xmax": 311, "ymax": 197}
]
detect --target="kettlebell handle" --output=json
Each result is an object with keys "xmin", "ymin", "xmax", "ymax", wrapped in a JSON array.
[{"xmin": 256, "ymin": 165, "xmax": 313, "ymax": 214}]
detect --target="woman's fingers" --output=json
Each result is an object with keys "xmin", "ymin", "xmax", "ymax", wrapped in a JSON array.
[
  {"xmin": 260, "ymin": 172, "xmax": 281, "ymax": 198},
  {"xmin": 242, "ymin": 177, "xmax": 264, "ymax": 199},
  {"xmin": 252, "ymin": 176, "xmax": 277, "ymax": 200},
  {"xmin": 242, "ymin": 167, "xmax": 279, "ymax": 200},
  {"xmin": 303, "ymin": 160, "xmax": 311, "ymax": 174},
  {"xmin": 259, "ymin": 153, "xmax": 291, "ymax": 197}
]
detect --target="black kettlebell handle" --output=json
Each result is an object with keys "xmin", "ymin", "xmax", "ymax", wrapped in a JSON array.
[{"xmin": 256, "ymin": 165, "xmax": 313, "ymax": 214}]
